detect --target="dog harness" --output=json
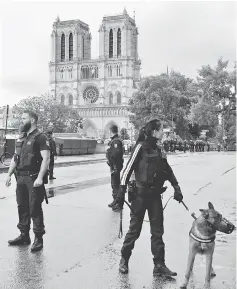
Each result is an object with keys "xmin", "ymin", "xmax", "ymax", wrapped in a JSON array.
[{"xmin": 189, "ymin": 231, "xmax": 215, "ymax": 243}]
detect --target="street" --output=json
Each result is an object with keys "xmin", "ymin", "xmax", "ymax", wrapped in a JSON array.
[{"xmin": 0, "ymin": 152, "xmax": 236, "ymax": 289}]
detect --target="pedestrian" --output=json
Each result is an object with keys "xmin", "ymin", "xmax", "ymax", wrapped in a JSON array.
[
  {"xmin": 207, "ymin": 141, "xmax": 210, "ymax": 152},
  {"xmin": 46, "ymin": 128, "xmax": 57, "ymax": 180},
  {"xmin": 223, "ymin": 141, "xmax": 227, "ymax": 152},
  {"xmin": 189, "ymin": 140, "xmax": 194, "ymax": 152},
  {"xmin": 178, "ymin": 140, "xmax": 183, "ymax": 152},
  {"xmin": 5, "ymin": 110, "xmax": 50, "ymax": 252},
  {"xmin": 217, "ymin": 142, "xmax": 221, "ymax": 152},
  {"xmin": 106, "ymin": 125, "xmax": 124, "ymax": 211},
  {"xmin": 183, "ymin": 140, "xmax": 187, "ymax": 153},
  {"xmin": 115, "ymin": 119, "xmax": 183, "ymax": 276}
]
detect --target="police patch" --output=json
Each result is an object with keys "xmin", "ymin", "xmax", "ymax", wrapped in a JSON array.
[
  {"xmin": 27, "ymin": 141, "xmax": 31, "ymax": 145},
  {"xmin": 114, "ymin": 144, "xmax": 118, "ymax": 148},
  {"xmin": 46, "ymin": 140, "xmax": 50, "ymax": 147}
]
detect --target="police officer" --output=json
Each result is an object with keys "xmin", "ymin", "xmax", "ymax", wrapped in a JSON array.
[
  {"xmin": 115, "ymin": 119, "xmax": 183, "ymax": 276},
  {"xmin": 106, "ymin": 125, "xmax": 124, "ymax": 211},
  {"xmin": 46, "ymin": 128, "xmax": 57, "ymax": 180},
  {"xmin": 5, "ymin": 110, "xmax": 50, "ymax": 252},
  {"xmin": 207, "ymin": 141, "xmax": 210, "ymax": 152}
]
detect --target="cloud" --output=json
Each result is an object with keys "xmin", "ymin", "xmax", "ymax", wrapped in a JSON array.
[{"xmin": 0, "ymin": 1, "xmax": 236, "ymax": 106}]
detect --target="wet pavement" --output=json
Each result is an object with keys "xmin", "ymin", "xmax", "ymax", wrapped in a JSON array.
[{"xmin": 0, "ymin": 152, "xmax": 236, "ymax": 289}]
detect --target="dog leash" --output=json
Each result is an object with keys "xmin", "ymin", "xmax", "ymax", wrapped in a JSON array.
[{"xmin": 181, "ymin": 201, "xmax": 197, "ymax": 220}]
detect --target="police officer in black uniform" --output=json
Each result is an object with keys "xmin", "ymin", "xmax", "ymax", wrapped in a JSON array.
[
  {"xmin": 6, "ymin": 110, "xmax": 50, "ymax": 252},
  {"xmin": 46, "ymin": 128, "xmax": 57, "ymax": 180},
  {"xmin": 115, "ymin": 119, "xmax": 183, "ymax": 276},
  {"xmin": 106, "ymin": 125, "xmax": 124, "ymax": 211}
]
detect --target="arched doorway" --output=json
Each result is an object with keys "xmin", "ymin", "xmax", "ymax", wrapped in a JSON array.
[{"xmin": 81, "ymin": 119, "xmax": 98, "ymax": 138}]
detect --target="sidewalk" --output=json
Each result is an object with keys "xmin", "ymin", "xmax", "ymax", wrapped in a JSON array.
[
  {"xmin": 0, "ymin": 151, "xmax": 187, "ymax": 173},
  {"xmin": 0, "ymin": 152, "xmax": 189, "ymax": 199},
  {"xmin": 0, "ymin": 153, "xmax": 110, "ymax": 173}
]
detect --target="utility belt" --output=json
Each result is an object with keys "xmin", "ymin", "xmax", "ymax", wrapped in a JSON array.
[
  {"xmin": 16, "ymin": 170, "xmax": 38, "ymax": 177},
  {"xmin": 16, "ymin": 169, "xmax": 49, "ymax": 184},
  {"xmin": 127, "ymin": 180, "xmax": 167, "ymax": 202}
]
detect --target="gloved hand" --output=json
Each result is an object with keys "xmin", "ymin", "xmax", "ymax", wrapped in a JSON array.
[
  {"xmin": 116, "ymin": 186, "xmax": 127, "ymax": 208},
  {"xmin": 111, "ymin": 166, "xmax": 119, "ymax": 175},
  {"xmin": 173, "ymin": 185, "xmax": 183, "ymax": 203}
]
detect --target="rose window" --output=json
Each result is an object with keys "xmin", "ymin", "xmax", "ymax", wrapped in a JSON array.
[{"xmin": 83, "ymin": 86, "xmax": 99, "ymax": 103}]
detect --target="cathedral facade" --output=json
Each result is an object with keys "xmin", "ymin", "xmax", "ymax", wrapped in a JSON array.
[{"xmin": 49, "ymin": 9, "xmax": 141, "ymax": 138}]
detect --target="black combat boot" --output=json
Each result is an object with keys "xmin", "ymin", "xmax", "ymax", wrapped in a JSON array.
[
  {"xmin": 112, "ymin": 204, "xmax": 122, "ymax": 212},
  {"xmin": 8, "ymin": 233, "xmax": 31, "ymax": 246},
  {"xmin": 31, "ymin": 235, "xmax": 43, "ymax": 252},
  {"xmin": 49, "ymin": 176, "xmax": 56, "ymax": 180},
  {"xmin": 108, "ymin": 199, "xmax": 116, "ymax": 208},
  {"xmin": 119, "ymin": 257, "xmax": 129, "ymax": 274},
  {"xmin": 153, "ymin": 263, "xmax": 177, "ymax": 277}
]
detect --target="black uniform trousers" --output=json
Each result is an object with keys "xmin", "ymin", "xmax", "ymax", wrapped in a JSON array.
[
  {"xmin": 111, "ymin": 170, "xmax": 121, "ymax": 199},
  {"xmin": 121, "ymin": 192, "xmax": 165, "ymax": 265},
  {"xmin": 16, "ymin": 175, "xmax": 45, "ymax": 236},
  {"xmin": 49, "ymin": 156, "xmax": 54, "ymax": 178}
]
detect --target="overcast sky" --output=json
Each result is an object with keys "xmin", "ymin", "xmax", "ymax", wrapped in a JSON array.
[{"xmin": 0, "ymin": 0, "xmax": 236, "ymax": 107}]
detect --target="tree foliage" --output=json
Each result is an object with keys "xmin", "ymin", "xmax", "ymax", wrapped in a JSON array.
[
  {"xmin": 12, "ymin": 94, "xmax": 83, "ymax": 133},
  {"xmin": 190, "ymin": 58, "xmax": 236, "ymax": 143},
  {"xmin": 128, "ymin": 71, "xmax": 197, "ymax": 139},
  {"xmin": 120, "ymin": 128, "xmax": 130, "ymax": 140}
]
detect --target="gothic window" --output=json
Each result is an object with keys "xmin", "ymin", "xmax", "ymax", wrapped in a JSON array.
[
  {"xmin": 117, "ymin": 28, "xmax": 121, "ymax": 57},
  {"xmin": 69, "ymin": 33, "xmax": 73, "ymax": 60},
  {"xmin": 117, "ymin": 92, "xmax": 121, "ymax": 104},
  {"xmin": 95, "ymin": 67, "xmax": 98, "ymax": 78},
  {"xmin": 82, "ymin": 36, "xmax": 85, "ymax": 59},
  {"xmin": 61, "ymin": 94, "xmax": 65, "ymax": 104},
  {"xmin": 61, "ymin": 34, "xmax": 65, "ymax": 61},
  {"xmin": 108, "ymin": 66, "xmax": 112, "ymax": 77},
  {"xmin": 68, "ymin": 95, "xmax": 73, "ymax": 106},
  {"xmin": 83, "ymin": 86, "xmax": 99, "ymax": 103},
  {"xmin": 109, "ymin": 92, "xmax": 113, "ymax": 105},
  {"xmin": 116, "ymin": 65, "xmax": 121, "ymax": 77},
  {"xmin": 109, "ymin": 29, "xmax": 113, "ymax": 58}
]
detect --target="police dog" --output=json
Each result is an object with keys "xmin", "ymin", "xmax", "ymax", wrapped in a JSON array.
[{"xmin": 180, "ymin": 202, "xmax": 235, "ymax": 289}]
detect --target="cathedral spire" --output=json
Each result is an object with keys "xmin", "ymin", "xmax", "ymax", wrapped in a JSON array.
[
  {"xmin": 56, "ymin": 15, "xmax": 60, "ymax": 22},
  {"xmin": 133, "ymin": 9, "xmax": 135, "ymax": 21},
  {"xmin": 123, "ymin": 7, "xmax": 128, "ymax": 15}
]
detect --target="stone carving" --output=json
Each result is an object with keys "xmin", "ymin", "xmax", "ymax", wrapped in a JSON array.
[{"xmin": 83, "ymin": 86, "xmax": 99, "ymax": 103}]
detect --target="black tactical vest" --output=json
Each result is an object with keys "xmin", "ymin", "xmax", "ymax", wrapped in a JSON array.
[
  {"xmin": 15, "ymin": 129, "xmax": 44, "ymax": 173},
  {"xmin": 134, "ymin": 141, "xmax": 167, "ymax": 188}
]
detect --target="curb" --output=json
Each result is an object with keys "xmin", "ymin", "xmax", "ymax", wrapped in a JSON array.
[
  {"xmin": 0, "ymin": 152, "xmax": 184, "ymax": 174},
  {"xmin": 0, "ymin": 157, "xmax": 108, "ymax": 174},
  {"xmin": 0, "ymin": 155, "xmax": 131, "ymax": 174}
]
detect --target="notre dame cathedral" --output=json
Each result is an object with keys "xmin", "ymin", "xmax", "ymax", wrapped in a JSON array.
[{"xmin": 49, "ymin": 9, "xmax": 141, "ymax": 138}]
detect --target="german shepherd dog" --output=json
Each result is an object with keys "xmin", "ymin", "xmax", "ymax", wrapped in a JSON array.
[{"xmin": 180, "ymin": 202, "xmax": 235, "ymax": 289}]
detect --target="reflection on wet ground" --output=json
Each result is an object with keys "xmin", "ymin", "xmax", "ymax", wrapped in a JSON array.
[
  {"xmin": 47, "ymin": 176, "xmax": 111, "ymax": 198},
  {"xmin": 0, "ymin": 153, "xmax": 235, "ymax": 289}
]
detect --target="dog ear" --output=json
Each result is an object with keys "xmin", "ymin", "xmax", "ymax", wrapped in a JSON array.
[
  {"xmin": 199, "ymin": 209, "xmax": 209, "ymax": 219},
  {"xmin": 208, "ymin": 202, "xmax": 214, "ymax": 210}
]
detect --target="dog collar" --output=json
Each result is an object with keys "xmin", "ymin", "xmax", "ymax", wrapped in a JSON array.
[{"xmin": 189, "ymin": 232, "xmax": 215, "ymax": 243}]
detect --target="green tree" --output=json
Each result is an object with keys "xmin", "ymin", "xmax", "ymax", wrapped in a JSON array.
[
  {"xmin": 189, "ymin": 58, "xmax": 236, "ymax": 143},
  {"xmin": 120, "ymin": 128, "xmax": 130, "ymax": 140},
  {"xmin": 128, "ymin": 71, "xmax": 197, "ymax": 139},
  {"xmin": 12, "ymin": 94, "xmax": 83, "ymax": 133}
]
